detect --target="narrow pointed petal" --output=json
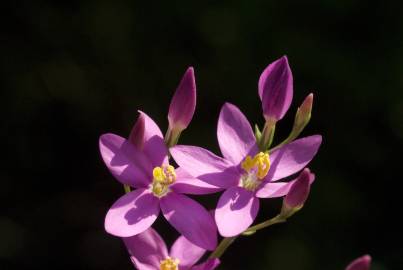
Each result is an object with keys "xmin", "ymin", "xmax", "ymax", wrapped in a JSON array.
[
  {"xmin": 191, "ymin": 259, "xmax": 220, "ymax": 270},
  {"xmin": 346, "ymin": 255, "xmax": 372, "ymax": 270},
  {"xmin": 139, "ymin": 111, "xmax": 169, "ymax": 167},
  {"xmin": 130, "ymin": 257, "xmax": 157, "ymax": 270},
  {"xmin": 255, "ymin": 181, "xmax": 293, "ymax": 198},
  {"xmin": 170, "ymin": 235, "xmax": 205, "ymax": 270},
  {"xmin": 267, "ymin": 135, "xmax": 322, "ymax": 181},
  {"xmin": 215, "ymin": 187, "xmax": 260, "ymax": 237},
  {"xmin": 217, "ymin": 103, "xmax": 258, "ymax": 164},
  {"xmin": 123, "ymin": 227, "xmax": 168, "ymax": 269},
  {"xmin": 99, "ymin": 133, "xmax": 152, "ymax": 188},
  {"xmin": 257, "ymin": 169, "xmax": 315, "ymax": 198},
  {"xmin": 168, "ymin": 67, "xmax": 196, "ymax": 131},
  {"xmin": 285, "ymin": 168, "xmax": 314, "ymax": 207},
  {"xmin": 258, "ymin": 56, "xmax": 293, "ymax": 121},
  {"xmin": 171, "ymin": 167, "xmax": 223, "ymax": 195},
  {"xmin": 105, "ymin": 189, "xmax": 160, "ymax": 237},
  {"xmin": 161, "ymin": 192, "xmax": 217, "ymax": 250},
  {"xmin": 170, "ymin": 145, "xmax": 240, "ymax": 188}
]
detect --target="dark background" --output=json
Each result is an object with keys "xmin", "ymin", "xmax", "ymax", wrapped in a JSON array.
[{"xmin": 1, "ymin": 0, "xmax": 402, "ymax": 269}]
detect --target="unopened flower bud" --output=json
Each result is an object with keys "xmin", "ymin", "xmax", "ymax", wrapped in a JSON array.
[
  {"xmin": 166, "ymin": 67, "xmax": 196, "ymax": 147},
  {"xmin": 281, "ymin": 168, "xmax": 314, "ymax": 217},
  {"xmin": 258, "ymin": 56, "xmax": 293, "ymax": 121},
  {"xmin": 289, "ymin": 93, "xmax": 313, "ymax": 141},
  {"xmin": 345, "ymin": 255, "xmax": 372, "ymax": 270},
  {"xmin": 129, "ymin": 113, "xmax": 145, "ymax": 149}
]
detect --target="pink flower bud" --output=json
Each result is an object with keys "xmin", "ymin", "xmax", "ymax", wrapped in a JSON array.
[
  {"xmin": 168, "ymin": 67, "xmax": 197, "ymax": 132},
  {"xmin": 284, "ymin": 168, "xmax": 314, "ymax": 208},
  {"xmin": 258, "ymin": 56, "xmax": 293, "ymax": 121},
  {"xmin": 346, "ymin": 255, "xmax": 372, "ymax": 270},
  {"xmin": 128, "ymin": 113, "xmax": 145, "ymax": 149}
]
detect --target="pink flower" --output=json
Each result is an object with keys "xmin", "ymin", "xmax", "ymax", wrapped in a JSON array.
[
  {"xmin": 258, "ymin": 56, "xmax": 293, "ymax": 122},
  {"xmin": 170, "ymin": 103, "xmax": 322, "ymax": 237},
  {"xmin": 99, "ymin": 112, "xmax": 219, "ymax": 250},
  {"xmin": 124, "ymin": 227, "xmax": 220, "ymax": 270},
  {"xmin": 345, "ymin": 255, "xmax": 372, "ymax": 270}
]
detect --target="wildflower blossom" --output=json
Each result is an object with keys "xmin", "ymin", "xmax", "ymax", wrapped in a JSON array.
[
  {"xmin": 124, "ymin": 227, "xmax": 220, "ymax": 270},
  {"xmin": 170, "ymin": 103, "xmax": 321, "ymax": 237},
  {"xmin": 100, "ymin": 112, "xmax": 218, "ymax": 250}
]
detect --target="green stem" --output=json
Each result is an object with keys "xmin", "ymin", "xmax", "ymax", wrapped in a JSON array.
[
  {"xmin": 209, "ymin": 214, "xmax": 287, "ymax": 259},
  {"xmin": 209, "ymin": 236, "xmax": 236, "ymax": 259},
  {"xmin": 243, "ymin": 214, "xmax": 286, "ymax": 233}
]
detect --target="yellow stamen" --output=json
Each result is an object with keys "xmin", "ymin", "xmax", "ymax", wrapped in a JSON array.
[
  {"xmin": 152, "ymin": 165, "xmax": 176, "ymax": 197},
  {"xmin": 241, "ymin": 152, "xmax": 271, "ymax": 179},
  {"xmin": 160, "ymin": 257, "xmax": 180, "ymax": 270}
]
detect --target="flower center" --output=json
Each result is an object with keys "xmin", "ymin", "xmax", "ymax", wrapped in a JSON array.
[
  {"xmin": 160, "ymin": 257, "xmax": 180, "ymax": 270},
  {"xmin": 151, "ymin": 165, "xmax": 176, "ymax": 197},
  {"xmin": 240, "ymin": 152, "xmax": 270, "ymax": 191}
]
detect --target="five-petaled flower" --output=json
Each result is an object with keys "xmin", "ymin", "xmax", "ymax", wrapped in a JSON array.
[
  {"xmin": 99, "ymin": 112, "xmax": 219, "ymax": 250},
  {"xmin": 124, "ymin": 227, "xmax": 220, "ymax": 270},
  {"xmin": 170, "ymin": 103, "xmax": 321, "ymax": 237}
]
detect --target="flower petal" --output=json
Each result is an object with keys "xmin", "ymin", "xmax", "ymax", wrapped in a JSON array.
[
  {"xmin": 170, "ymin": 145, "xmax": 240, "ymax": 188},
  {"xmin": 257, "ymin": 168, "xmax": 315, "ymax": 198},
  {"xmin": 161, "ymin": 192, "xmax": 217, "ymax": 250},
  {"xmin": 171, "ymin": 167, "xmax": 223, "ymax": 195},
  {"xmin": 191, "ymin": 259, "xmax": 220, "ymax": 270},
  {"xmin": 217, "ymin": 103, "xmax": 258, "ymax": 165},
  {"xmin": 169, "ymin": 235, "xmax": 205, "ymax": 270},
  {"xmin": 139, "ymin": 111, "xmax": 169, "ymax": 167},
  {"xmin": 123, "ymin": 227, "xmax": 168, "ymax": 269},
  {"xmin": 267, "ymin": 135, "xmax": 322, "ymax": 181},
  {"xmin": 130, "ymin": 257, "xmax": 157, "ymax": 270},
  {"xmin": 258, "ymin": 56, "xmax": 293, "ymax": 121},
  {"xmin": 215, "ymin": 187, "xmax": 260, "ymax": 237},
  {"xmin": 105, "ymin": 189, "xmax": 160, "ymax": 237},
  {"xmin": 255, "ymin": 182, "xmax": 293, "ymax": 198},
  {"xmin": 99, "ymin": 133, "xmax": 152, "ymax": 188}
]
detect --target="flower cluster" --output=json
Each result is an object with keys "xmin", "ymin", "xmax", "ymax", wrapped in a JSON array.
[{"xmin": 99, "ymin": 56, "xmax": 324, "ymax": 269}]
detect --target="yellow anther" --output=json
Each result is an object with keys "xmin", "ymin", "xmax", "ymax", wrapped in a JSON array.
[
  {"xmin": 152, "ymin": 165, "xmax": 176, "ymax": 197},
  {"xmin": 160, "ymin": 257, "xmax": 180, "ymax": 270},
  {"xmin": 241, "ymin": 155, "xmax": 254, "ymax": 172},
  {"xmin": 153, "ymin": 167, "xmax": 166, "ymax": 183},
  {"xmin": 241, "ymin": 152, "xmax": 271, "ymax": 180}
]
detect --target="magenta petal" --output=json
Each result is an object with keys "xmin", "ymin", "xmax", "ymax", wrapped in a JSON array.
[
  {"xmin": 139, "ymin": 111, "xmax": 169, "ymax": 167},
  {"xmin": 161, "ymin": 192, "xmax": 217, "ymax": 250},
  {"xmin": 99, "ymin": 133, "xmax": 152, "ymax": 188},
  {"xmin": 255, "ymin": 182, "xmax": 293, "ymax": 198},
  {"xmin": 170, "ymin": 235, "xmax": 205, "ymax": 270},
  {"xmin": 171, "ymin": 168, "xmax": 223, "ymax": 195},
  {"xmin": 130, "ymin": 257, "xmax": 157, "ymax": 270},
  {"xmin": 267, "ymin": 135, "xmax": 322, "ymax": 181},
  {"xmin": 170, "ymin": 145, "xmax": 240, "ymax": 188},
  {"xmin": 258, "ymin": 56, "xmax": 293, "ymax": 121},
  {"xmin": 168, "ymin": 67, "xmax": 197, "ymax": 130},
  {"xmin": 128, "ymin": 113, "xmax": 146, "ymax": 149},
  {"xmin": 123, "ymin": 227, "xmax": 168, "ymax": 269},
  {"xmin": 104, "ymin": 189, "xmax": 160, "ymax": 237},
  {"xmin": 191, "ymin": 259, "xmax": 220, "ymax": 270},
  {"xmin": 346, "ymin": 255, "xmax": 372, "ymax": 270},
  {"xmin": 215, "ymin": 187, "xmax": 260, "ymax": 237},
  {"xmin": 217, "ymin": 103, "xmax": 258, "ymax": 164}
]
